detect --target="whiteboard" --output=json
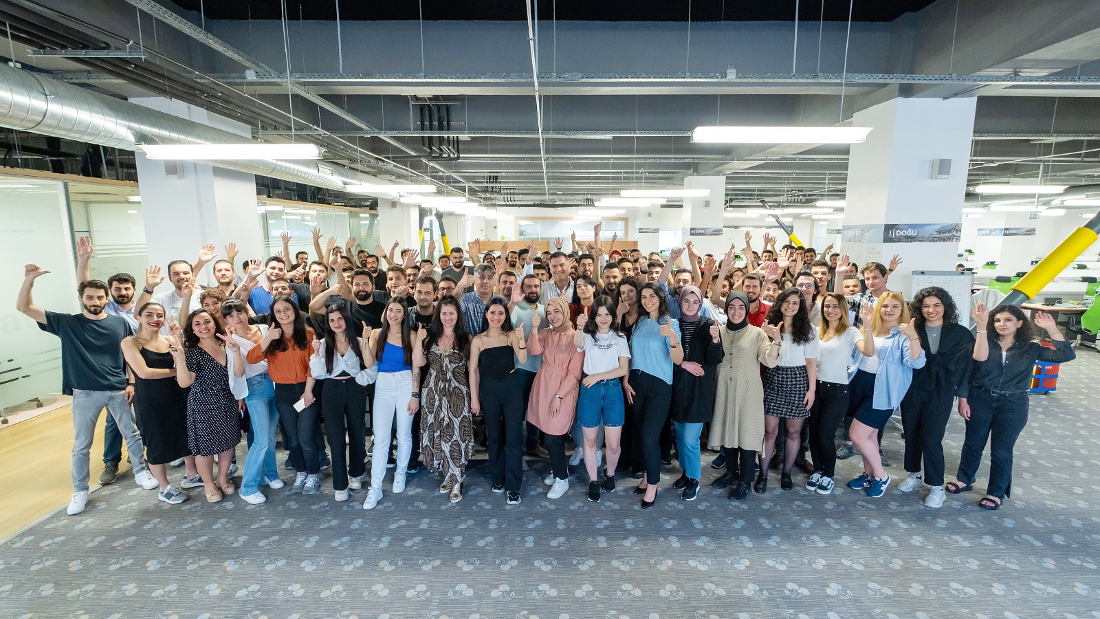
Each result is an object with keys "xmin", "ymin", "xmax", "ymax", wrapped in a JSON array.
[{"xmin": 910, "ymin": 270, "xmax": 973, "ymax": 329}]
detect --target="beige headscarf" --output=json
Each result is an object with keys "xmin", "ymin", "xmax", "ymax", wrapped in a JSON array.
[{"xmin": 545, "ymin": 296, "xmax": 573, "ymax": 332}]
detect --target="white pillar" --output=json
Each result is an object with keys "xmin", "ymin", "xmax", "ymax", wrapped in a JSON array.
[
  {"xmin": 843, "ymin": 97, "xmax": 976, "ymax": 295},
  {"xmin": 131, "ymin": 98, "xmax": 263, "ymax": 285},
  {"xmin": 375, "ymin": 198, "xmax": 420, "ymax": 254},
  {"xmin": 682, "ymin": 176, "xmax": 727, "ymax": 255}
]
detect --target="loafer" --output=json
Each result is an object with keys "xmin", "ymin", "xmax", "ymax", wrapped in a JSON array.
[{"xmin": 780, "ymin": 473, "xmax": 793, "ymax": 490}]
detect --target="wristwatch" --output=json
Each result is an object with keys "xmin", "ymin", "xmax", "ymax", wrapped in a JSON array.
[{"xmin": 411, "ymin": 392, "xmax": 420, "ymax": 399}]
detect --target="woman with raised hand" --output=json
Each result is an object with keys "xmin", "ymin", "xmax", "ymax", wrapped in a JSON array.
[
  {"xmin": 527, "ymin": 296, "xmax": 584, "ymax": 500},
  {"xmin": 221, "ymin": 298, "xmax": 282, "ymax": 505},
  {"xmin": 624, "ymin": 282, "xmax": 683, "ymax": 508},
  {"xmin": 246, "ymin": 296, "xmax": 320, "ymax": 495},
  {"xmin": 469, "ymin": 298, "xmax": 529, "ymax": 505},
  {"xmin": 309, "ymin": 302, "xmax": 374, "ymax": 504},
  {"xmin": 668, "ymin": 286, "xmax": 725, "ymax": 501},
  {"xmin": 568, "ymin": 275, "xmax": 599, "ymax": 328},
  {"xmin": 415, "ymin": 296, "xmax": 473, "ymax": 503},
  {"xmin": 760, "ymin": 288, "xmax": 819, "ymax": 493},
  {"xmin": 806, "ymin": 293, "xmax": 875, "ymax": 496},
  {"xmin": 898, "ymin": 288, "xmax": 974, "ymax": 508},
  {"xmin": 121, "ymin": 302, "xmax": 196, "ymax": 504},
  {"xmin": 361, "ymin": 298, "xmax": 418, "ymax": 510},
  {"xmin": 168, "ymin": 309, "xmax": 245, "ymax": 503},
  {"xmin": 845, "ymin": 292, "xmax": 926, "ymax": 499},
  {"xmin": 708, "ymin": 293, "xmax": 781, "ymax": 500},
  {"xmin": 946, "ymin": 305, "xmax": 1074, "ymax": 511}
]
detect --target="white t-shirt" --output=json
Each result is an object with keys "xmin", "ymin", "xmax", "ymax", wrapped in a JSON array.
[
  {"xmin": 580, "ymin": 331, "xmax": 631, "ymax": 376},
  {"xmin": 777, "ymin": 330, "xmax": 820, "ymax": 367},
  {"xmin": 151, "ymin": 288, "xmax": 202, "ymax": 335},
  {"xmin": 858, "ymin": 336, "xmax": 887, "ymax": 374},
  {"xmin": 816, "ymin": 326, "xmax": 863, "ymax": 384}
]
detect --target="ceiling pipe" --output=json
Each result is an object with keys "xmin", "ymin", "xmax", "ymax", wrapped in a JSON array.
[
  {"xmin": 0, "ymin": 61, "xmax": 381, "ymax": 190},
  {"xmin": 524, "ymin": 0, "xmax": 550, "ymax": 199}
]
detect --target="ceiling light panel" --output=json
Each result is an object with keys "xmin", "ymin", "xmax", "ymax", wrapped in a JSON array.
[
  {"xmin": 973, "ymin": 184, "xmax": 1067, "ymax": 195},
  {"xmin": 345, "ymin": 184, "xmax": 436, "ymax": 194},
  {"xmin": 691, "ymin": 126, "xmax": 872, "ymax": 144},
  {"xmin": 139, "ymin": 143, "xmax": 322, "ymax": 160},
  {"xmin": 620, "ymin": 189, "xmax": 710, "ymax": 198}
]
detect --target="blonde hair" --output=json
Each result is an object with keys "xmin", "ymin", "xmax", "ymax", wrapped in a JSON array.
[
  {"xmin": 870, "ymin": 291, "xmax": 910, "ymax": 334},
  {"xmin": 818, "ymin": 292, "xmax": 851, "ymax": 339}
]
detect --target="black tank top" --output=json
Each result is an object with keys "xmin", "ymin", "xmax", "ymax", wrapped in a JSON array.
[{"xmin": 479, "ymin": 345, "xmax": 516, "ymax": 382}]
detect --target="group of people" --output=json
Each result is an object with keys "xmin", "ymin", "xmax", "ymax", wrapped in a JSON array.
[{"xmin": 18, "ymin": 224, "xmax": 1074, "ymax": 516}]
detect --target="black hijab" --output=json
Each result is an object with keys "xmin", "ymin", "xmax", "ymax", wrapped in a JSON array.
[{"xmin": 725, "ymin": 292, "xmax": 750, "ymax": 331}]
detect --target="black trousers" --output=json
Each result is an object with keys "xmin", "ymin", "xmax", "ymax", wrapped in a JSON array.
[
  {"xmin": 957, "ymin": 388, "xmax": 1029, "ymax": 499},
  {"xmin": 724, "ymin": 447, "xmax": 759, "ymax": 484},
  {"xmin": 273, "ymin": 382, "xmax": 321, "ymax": 475},
  {"xmin": 622, "ymin": 398, "xmax": 643, "ymax": 475},
  {"xmin": 628, "ymin": 370, "xmax": 673, "ymax": 485},
  {"xmin": 809, "ymin": 381, "xmax": 850, "ymax": 478},
  {"xmin": 321, "ymin": 378, "xmax": 368, "ymax": 491},
  {"xmin": 544, "ymin": 433, "xmax": 569, "ymax": 480},
  {"xmin": 481, "ymin": 377, "xmax": 524, "ymax": 492},
  {"xmin": 516, "ymin": 369, "xmax": 541, "ymax": 452},
  {"xmin": 900, "ymin": 387, "xmax": 955, "ymax": 486}
]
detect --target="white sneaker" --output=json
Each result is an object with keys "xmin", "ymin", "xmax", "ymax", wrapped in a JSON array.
[
  {"xmin": 392, "ymin": 474, "xmax": 407, "ymax": 494},
  {"xmin": 348, "ymin": 476, "xmax": 362, "ymax": 491},
  {"xmin": 134, "ymin": 469, "xmax": 159, "ymax": 490},
  {"xmin": 334, "ymin": 489, "xmax": 349, "ymax": 502},
  {"xmin": 291, "ymin": 472, "xmax": 308, "ymax": 493},
  {"xmin": 180, "ymin": 475, "xmax": 203, "ymax": 489},
  {"xmin": 544, "ymin": 473, "xmax": 556, "ymax": 486},
  {"xmin": 362, "ymin": 487, "xmax": 382, "ymax": 510},
  {"xmin": 815, "ymin": 476, "xmax": 835, "ymax": 495},
  {"xmin": 568, "ymin": 448, "xmax": 584, "ymax": 467},
  {"xmin": 596, "ymin": 449, "xmax": 603, "ymax": 467},
  {"xmin": 240, "ymin": 491, "xmax": 267, "ymax": 505},
  {"xmin": 924, "ymin": 485, "xmax": 946, "ymax": 508},
  {"xmin": 265, "ymin": 477, "xmax": 285, "ymax": 490},
  {"xmin": 898, "ymin": 473, "xmax": 923, "ymax": 493},
  {"xmin": 547, "ymin": 478, "xmax": 570, "ymax": 500},
  {"xmin": 67, "ymin": 490, "xmax": 89, "ymax": 515},
  {"xmin": 302, "ymin": 474, "xmax": 320, "ymax": 495}
]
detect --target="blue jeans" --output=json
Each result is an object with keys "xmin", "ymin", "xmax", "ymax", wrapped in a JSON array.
[
  {"xmin": 576, "ymin": 379, "xmax": 625, "ymax": 428},
  {"xmin": 102, "ymin": 414, "xmax": 122, "ymax": 464},
  {"xmin": 241, "ymin": 374, "xmax": 279, "ymax": 495},
  {"xmin": 673, "ymin": 421, "xmax": 703, "ymax": 480},
  {"xmin": 71, "ymin": 389, "xmax": 147, "ymax": 492},
  {"xmin": 273, "ymin": 382, "xmax": 321, "ymax": 475}
]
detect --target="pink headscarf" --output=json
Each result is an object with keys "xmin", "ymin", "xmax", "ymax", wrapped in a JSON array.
[
  {"xmin": 679, "ymin": 285, "xmax": 703, "ymax": 322},
  {"xmin": 545, "ymin": 296, "xmax": 573, "ymax": 332}
]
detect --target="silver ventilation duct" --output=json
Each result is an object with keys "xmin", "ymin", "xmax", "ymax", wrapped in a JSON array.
[{"xmin": 0, "ymin": 62, "xmax": 370, "ymax": 191}]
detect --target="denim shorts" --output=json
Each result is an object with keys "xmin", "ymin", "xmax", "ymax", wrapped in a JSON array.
[{"xmin": 576, "ymin": 379, "xmax": 625, "ymax": 428}]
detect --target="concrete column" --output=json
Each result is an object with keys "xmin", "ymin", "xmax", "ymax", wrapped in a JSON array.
[
  {"xmin": 842, "ymin": 97, "xmax": 977, "ymax": 295},
  {"xmin": 682, "ymin": 176, "xmax": 727, "ymax": 256},
  {"xmin": 132, "ymin": 98, "xmax": 263, "ymax": 286},
  {"xmin": 375, "ymin": 198, "xmax": 420, "ymax": 254}
]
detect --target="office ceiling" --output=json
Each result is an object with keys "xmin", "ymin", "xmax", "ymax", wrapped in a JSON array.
[{"xmin": 3, "ymin": 0, "xmax": 1100, "ymax": 216}]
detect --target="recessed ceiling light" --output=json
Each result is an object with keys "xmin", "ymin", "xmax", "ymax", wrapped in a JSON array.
[
  {"xmin": 973, "ymin": 184, "xmax": 1067, "ymax": 195},
  {"xmin": 127, "ymin": 196, "xmax": 141, "ymax": 202},
  {"xmin": 620, "ymin": 189, "xmax": 710, "ymax": 198},
  {"xmin": 595, "ymin": 197, "xmax": 665, "ymax": 207}
]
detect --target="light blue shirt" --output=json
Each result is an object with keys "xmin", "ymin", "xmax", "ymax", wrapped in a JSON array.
[
  {"xmin": 629, "ymin": 316, "xmax": 681, "ymax": 385},
  {"xmin": 104, "ymin": 299, "xmax": 137, "ymax": 331},
  {"xmin": 510, "ymin": 302, "xmax": 546, "ymax": 373},
  {"xmin": 871, "ymin": 326, "xmax": 927, "ymax": 410}
]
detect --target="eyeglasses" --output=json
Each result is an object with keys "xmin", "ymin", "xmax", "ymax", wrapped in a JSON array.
[{"xmin": 795, "ymin": 283, "xmax": 815, "ymax": 290}]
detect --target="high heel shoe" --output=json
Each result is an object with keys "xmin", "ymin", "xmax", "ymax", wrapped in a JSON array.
[
  {"xmin": 753, "ymin": 471, "xmax": 768, "ymax": 494},
  {"xmin": 633, "ymin": 485, "xmax": 647, "ymax": 495},
  {"xmin": 641, "ymin": 488, "xmax": 657, "ymax": 509}
]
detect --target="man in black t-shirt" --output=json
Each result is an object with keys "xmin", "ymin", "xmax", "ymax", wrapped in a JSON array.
[
  {"xmin": 309, "ymin": 268, "xmax": 387, "ymax": 339},
  {"xmin": 17, "ymin": 266, "xmax": 157, "ymax": 516}
]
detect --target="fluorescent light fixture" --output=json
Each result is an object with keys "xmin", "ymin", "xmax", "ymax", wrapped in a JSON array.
[
  {"xmin": 723, "ymin": 212, "xmax": 760, "ymax": 218},
  {"xmin": 127, "ymin": 210, "xmax": 138, "ymax": 214},
  {"xmin": 691, "ymin": 126, "xmax": 872, "ymax": 144},
  {"xmin": 1040, "ymin": 209, "xmax": 1066, "ymax": 217},
  {"xmin": 973, "ymin": 184, "xmax": 1066, "ymax": 195},
  {"xmin": 961, "ymin": 207, "xmax": 986, "ymax": 214},
  {"xmin": 139, "ymin": 143, "xmax": 321, "ymax": 160},
  {"xmin": 400, "ymin": 195, "xmax": 468, "ymax": 204},
  {"xmin": 989, "ymin": 203, "xmax": 1040, "ymax": 212},
  {"xmin": 782, "ymin": 207, "xmax": 834, "ymax": 215},
  {"xmin": 257, "ymin": 205, "xmax": 284, "ymax": 212},
  {"xmin": 284, "ymin": 208, "xmax": 316, "ymax": 214},
  {"xmin": 620, "ymin": 189, "xmax": 710, "ymax": 198},
  {"xmin": 345, "ymin": 184, "xmax": 436, "ymax": 194},
  {"xmin": 282, "ymin": 215, "xmax": 301, "ymax": 220},
  {"xmin": 573, "ymin": 209, "xmax": 625, "ymax": 219},
  {"xmin": 1062, "ymin": 199, "xmax": 1100, "ymax": 206},
  {"xmin": 0, "ymin": 183, "xmax": 37, "ymax": 188},
  {"xmin": 127, "ymin": 195, "xmax": 141, "ymax": 202},
  {"xmin": 815, "ymin": 200, "xmax": 846, "ymax": 207},
  {"xmin": 811, "ymin": 214, "xmax": 845, "ymax": 219},
  {"xmin": 595, "ymin": 197, "xmax": 665, "ymax": 207},
  {"xmin": 1085, "ymin": 213, "xmax": 1095, "ymax": 218}
]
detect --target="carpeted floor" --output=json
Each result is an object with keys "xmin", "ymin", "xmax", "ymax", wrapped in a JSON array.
[{"xmin": 3, "ymin": 349, "xmax": 1100, "ymax": 618}]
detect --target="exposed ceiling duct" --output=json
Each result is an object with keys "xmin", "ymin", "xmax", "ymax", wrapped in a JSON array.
[{"xmin": 0, "ymin": 62, "xmax": 381, "ymax": 191}]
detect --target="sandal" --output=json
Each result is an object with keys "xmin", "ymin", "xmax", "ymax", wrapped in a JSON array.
[
  {"xmin": 945, "ymin": 481, "xmax": 973, "ymax": 494},
  {"xmin": 978, "ymin": 496, "xmax": 1002, "ymax": 511}
]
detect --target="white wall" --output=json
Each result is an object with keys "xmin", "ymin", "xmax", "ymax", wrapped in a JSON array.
[{"xmin": 960, "ymin": 210, "xmax": 1100, "ymax": 274}]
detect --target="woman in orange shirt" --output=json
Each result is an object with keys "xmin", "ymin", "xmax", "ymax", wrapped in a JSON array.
[{"xmin": 246, "ymin": 296, "xmax": 319, "ymax": 495}]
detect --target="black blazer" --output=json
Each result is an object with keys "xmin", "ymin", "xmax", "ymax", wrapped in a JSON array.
[
  {"xmin": 906, "ymin": 321, "xmax": 974, "ymax": 400},
  {"xmin": 670, "ymin": 317, "xmax": 726, "ymax": 424}
]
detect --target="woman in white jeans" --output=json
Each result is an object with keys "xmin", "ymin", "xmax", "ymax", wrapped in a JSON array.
[{"xmin": 360, "ymin": 298, "xmax": 419, "ymax": 510}]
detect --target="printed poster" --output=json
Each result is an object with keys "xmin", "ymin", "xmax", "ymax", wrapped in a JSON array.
[{"xmin": 882, "ymin": 222, "xmax": 961, "ymax": 244}]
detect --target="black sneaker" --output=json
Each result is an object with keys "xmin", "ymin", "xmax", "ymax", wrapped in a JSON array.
[
  {"xmin": 601, "ymin": 472, "xmax": 616, "ymax": 493},
  {"xmin": 673, "ymin": 473, "xmax": 689, "ymax": 490},
  {"xmin": 587, "ymin": 481, "xmax": 601, "ymax": 502},
  {"xmin": 506, "ymin": 491, "xmax": 521, "ymax": 505},
  {"xmin": 491, "ymin": 483, "xmax": 505, "ymax": 494},
  {"xmin": 407, "ymin": 461, "xmax": 420, "ymax": 474},
  {"xmin": 680, "ymin": 479, "xmax": 699, "ymax": 501},
  {"xmin": 710, "ymin": 452, "xmax": 726, "ymax": 470},
  {"xmin": 711, "ymin": 471, "xmax": 735, "ymax": 489},
  {"xmin": 731, "ymin": 481, "xmax": 751, "ymax": 501},
  {"xmin": 660, "ymin": 453, "xmax": 673, "ymax": 466}
]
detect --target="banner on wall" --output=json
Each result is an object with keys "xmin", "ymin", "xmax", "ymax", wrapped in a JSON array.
[
  {"xmin": 841, "ymin": 224, "xmax": 884, "ymax": 243},
  {"xmin": 637, "ymin": 227, "xmax": 660, "ymax": 234},
  {"xmin": 977, "ymin": 227, "xmax": 1036, "ymax": 237},
  {"xmin": 882, "ymin": 222, "xmax": 961, "ymax": 244},
  {"xmin": 688, "ymin": 227, "xmax": 723, "ymax": 236}
]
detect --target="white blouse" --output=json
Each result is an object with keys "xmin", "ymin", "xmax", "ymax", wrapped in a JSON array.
[
  {"xmin": 777, "ymin": 330, "xmax": 820, "ymax": 367},
  {"xmin": 309, "ymin": 339, "xmax": 378, "ymax": 385}
]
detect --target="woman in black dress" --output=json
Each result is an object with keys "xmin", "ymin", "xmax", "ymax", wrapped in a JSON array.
[
  {"xmin": 169, "ymin": 309, "xmax": 244, "ymax": 503},
  {"xmin": 120, "ymin": 302, "xmax": 195, "ymax": 504}
]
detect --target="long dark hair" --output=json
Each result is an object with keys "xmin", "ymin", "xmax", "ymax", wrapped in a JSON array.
[
  {"xmin": 267, "ymin": 295, "xmax": 310, "ymax": 353},
  {"xmin": 616, "ymin": 276, "xmax": 641, "ymax": 307},
  {"xmin": 987, "ymin": 305, "xmax": 1034, "ymax": 347},
  {"xmin": 479, "ymin": 297, "xmax": 514, "ymax": 334},
  {"xmin": 584, "ymin": 295, "xmax": 622, "ymax": 337},
  {"xmin": 425, "ymin": 296, "xmax": 470, "ymax": 359},
  {"xmin": 182, "ymin": 308, "xmax": 226, "ymax": 347},
  {"xmin": 375, "ymin": 297, "xmax": 413, "ymax": 366},
  {"xmin": 323, "ymin": 302, "xmax": 364, "ymax": 373},
  {"xmin": 765, "ymin": 288, "xmax": 813, "ymax": 344},
  {"xmin": 638, "ymin": 282, "xmax": 672, "ymax": 322},
  {"xmin": 910, "ymin": 286, "xmax": 960, "ymax": 328}
]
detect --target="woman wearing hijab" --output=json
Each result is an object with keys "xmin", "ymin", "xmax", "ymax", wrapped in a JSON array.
[
  {"xmin": 708, "ymin": 293, "xmax": 782, "ymax": 500},
  {"xmin": 668, "ymin": 286, "xmax": 725, "ymax": 501}
]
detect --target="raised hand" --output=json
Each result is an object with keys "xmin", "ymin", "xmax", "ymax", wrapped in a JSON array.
[
  {"xmin": 660, "ymin": 321, "xmax": 675, "ymax": 339},
  {"xmin": 347, "ymin": 237, "xmax": 358, "ymax": 251},
  {"xmin": 570, "ymin": 231, "xmax": 578, "ymax": 249},
  {"xmin": 510, "ymin": 283, "xmax": 523, "ymax": 307},
  {"xmin": 166, "ymin": 333, "xmax": 184, "ymax": 356},
  {"xmin": 744, "ymin": 230, "xmax": 752, "ymax": 246},
  {"xmin": 217, "ymin": 332, "xmax": 240, "ymax": 352},
  {"xmin": 836, "ymin": 253, "xmax": 851, "ymax": 273},
  {"xmin": 669, "ymin": 246, "xmax": 685, "ymax": 262},
  {"xmin": 427, "ymin": 239, "xmax": 437, "ymax": 256},
  {"xmin": 391, "ymin": 241, "xmax": 400, "ymax": 253},
  {"xmin": 280, "ymin": 231, "xmax": 291, "ymax": 245},
  {"xmin": 593, "ymin": 222, "xmax": 602, "ymax": 237},
  {"xmin": 180, "ymin": 282, "xmax": 193, "ymax": 298},
  {"xmin": 24, "ymin": 264, "xmax": 50, "ymax": 280},
  {"xmin": 531, "ymin": 311, "xmax": 542, "ymax": 330},
  {"xmin": 1033, "ymin": 311, "xmax": 1058, "ymax": 333},
  {"xmin": 361, "ymin": 321, "xmax": 372, "ymax": 342},
  {"xmin": 416, "ymin": 324, "xmax": 429, "ymax": 342},
  {"xmin": 403, "ymin": 249, "xmax": 421, "ymax": 268},
  {"xmin": 553, "ymin": 237, "xmax": 563, "ymax": 251},
  {"xmin": 312, "ymin": 227, "xmax": 322, "ymax": 242},
  {"xmin": 762, "ymin": 232, "xmax": 775, "ymax": 250},
  {"xmin": 702, "ymin": 255, "xmax": 716, "ymax": 274},
  {"xmin": 709, "ymin": 323, "xmax": 721, "ymax": 342},
  {"xmin": 311, "ymin": 339, "xmax": 322, "ymax": 355},
  {"xmin": 611, "ymin": 232, "xmax": 618, "ymax": 243},
  {"xmin": 167, "ymin": 316, "xmax": 183, "ymax": 339},
  {"xmin": 764, "ymin": 261, "xmax": 780, "ymax": 284},
  {"xmin": 325, "ymin": 236, "xmax": 337, "ymax": 257},
  {"xmin": 889, "ymin": 254, "xmax": 903, "ymax": 271},
  {"xmin": 267, "ymin": 326, "xmax": 283, "ymax": 341},
  {"xmin": 762, "ymin": 320, "xmax": 781, "ymax": 342},
  {"xmin": 76, "ymin": 236, "xmax": 94, "ymax": 261},
  {"xmin": 247, "ymin": 258, "xmax": 263, "ymax": 279},
  {"xmin": 374, "ymin": 244, "xmax": 387, "ymax": 257},
  {"xmin": 566, "ymin": 256, "xmax": 578, "ymax": 274},
  {"xmin": 224, "ymin": 242, "xmax": 238, "ymax": 263},
  {"xmin": 145, "ymin": 264, "xmax": 164, "ymax": 289},
  {"xmin": 575, "ymin": 311, "xmax": 588, "ymax": 331},
  {"xmin": 198, "ymin": 242, "xmax": 217, "ymax": 263},
  {"xmin": 972, "ymin": 303, "xmax": 988, "ymax": 329},
  {"xmin": 898, "ymin": 318, "xmax": 919, "ymax": 341},
  {"xmin": 859, "ymin": 301, "xmax": 874, "ymax": 323},
  {"xmin": 513, "ymin": 326, "xmax": 525, "ymax": 342}
]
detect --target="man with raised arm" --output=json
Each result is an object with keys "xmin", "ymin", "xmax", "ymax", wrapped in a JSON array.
[{"xmin": 17, "ymin": 265, "xmax": 158, "ymax": 516}]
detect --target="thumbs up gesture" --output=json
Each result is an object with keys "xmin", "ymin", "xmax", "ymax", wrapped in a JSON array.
[
  {"xmin": 898, "ymin": 318, "xmax": 919, "ymax": 342},
  {"xmin": 531, "ymin": 311, "xmax": 541, "ymax": 329},
  {"xmin": 709, "ymin": 322, "xmax": 721, "ymax": 343}
]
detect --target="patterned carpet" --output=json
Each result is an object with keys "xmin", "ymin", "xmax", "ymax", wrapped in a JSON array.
[{"xmin": 3, "ymin": 349, "xmax": 1100, "ymax": 619}]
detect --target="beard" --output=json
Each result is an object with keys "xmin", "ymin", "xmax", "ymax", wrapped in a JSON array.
[
  {"xmin": 82, "ymin": 303, "xmax": 104, "ymax": 316},
  {"xmin": 524, "ymin": 291, "xmax": 539, "ymax": 304},
  {"xmin": 113, "ymin": 294, "xmax": 132, "ymax": 305},
  {"xmin": 354, "ymin": 290, "xmax": 371, "ymax": 301}
]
